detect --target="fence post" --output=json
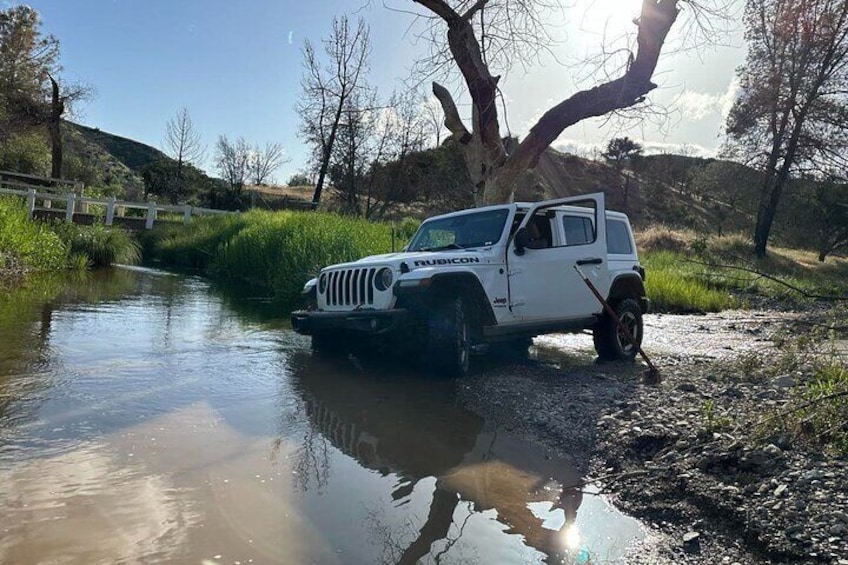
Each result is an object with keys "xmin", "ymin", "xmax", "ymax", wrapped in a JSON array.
[
  {"xmin": 26, "ymin": 188, "xmax": 36, "ymax": 219},
  {"xmin": 145, "ymin": 201, "xmax": 156, "ymax": 229},
  {"xmin": 182, "ymin": 204, "xmax": 192, "ymax": 224},
  {"xmin": 65, "ymin": 193, "xmax": 76, "ymax": 222},
  {"xmin": 105, "ymin": 196, "xmax": 116, "ymax": 225}
]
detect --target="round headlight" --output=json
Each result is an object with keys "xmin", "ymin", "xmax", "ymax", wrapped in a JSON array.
[
  {"xmin": 318, "ymin": 273, "xmax": 327, "ymax": 293},
  {"xmin": 375, "ymin": 267, "xmax": 393, "ymax": 291}
]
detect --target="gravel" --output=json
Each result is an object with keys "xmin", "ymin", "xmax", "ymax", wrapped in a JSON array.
[{"xmin": 458, "ymin": 311, "xmax": 848, "ymax": 564}]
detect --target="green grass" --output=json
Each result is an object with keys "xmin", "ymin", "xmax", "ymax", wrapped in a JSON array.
[
  {"xmin": 641, "ymin": 250, "xmax": 738, "ymax": 313},
  {"xmin": 0, "ymin": 197, "xmax": 68, "ymax": 278},
  {"xmin": 636, "ymin": 227, "xmax": 848, "ymax": 313},
  {"xmin": 144, "ymin": 210, "xmax": 406, "ymax": 307},
  {"xmin": 0, "ymin": 196, "xmax": 141, "ymax": 282},
  {"xmin": 788, "ymin": 363, "xmax": 848, "ymax": 455}
]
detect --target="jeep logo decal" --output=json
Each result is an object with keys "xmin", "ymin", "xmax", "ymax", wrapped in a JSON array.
[{"xmin": 413, "ymin": 257, "xmax": 482, "ymax": 267}]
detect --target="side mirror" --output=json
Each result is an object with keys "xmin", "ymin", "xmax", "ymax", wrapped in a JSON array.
[{"xmin": 514, "ymin": 227, "xmax": 529, "ymax": 255}]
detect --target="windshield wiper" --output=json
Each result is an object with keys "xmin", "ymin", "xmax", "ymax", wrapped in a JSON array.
[{"xmin": 419, "ymin": 243, "xmax": 465, "ymax": 252}]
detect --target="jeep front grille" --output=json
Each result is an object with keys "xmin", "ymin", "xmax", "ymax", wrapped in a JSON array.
[{"xmin": 325, "ymin": 268, "xmax": 376, "ymax": 307}]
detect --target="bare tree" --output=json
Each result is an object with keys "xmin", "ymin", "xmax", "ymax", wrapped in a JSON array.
[
  {"xmin": 725, "ymin": 0, "xmax": 848, "ymax": 257},
  {"xmin": 214, "ymin": 135, "xmax": 250, "ymax": 204},
  {"xmin": 163, "ymin": 108, "xmax": 205, "ymax": 202},
  {"xmin": 364, "ymin": 89, "xmax": 429, "ymax": 218},
  {"xmin": 406, "ymin": 0, "xmax": 705, "ymax": 206},
  {"xmin": 165, "ymin": 108, "xmax": 204, "ymax": 168},
  {"xmin": 297, "ymin": 15, "xmax": 371, "ymax": 208},
  {"xmin": 248, "ymin": 142, "xmax": 288, "ymax": 185},
  {"xmin": 47, "ymin": 74, "xmax": 89, "ymax": 179},
  {"xmin": 422, "ymin": 94, "xmax": 446, "ymax": 147}
]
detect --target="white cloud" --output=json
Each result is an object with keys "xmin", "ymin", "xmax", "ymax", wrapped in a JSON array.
[
  {"xmin": 553, "ymin": 138, "xmax": 716, "ymax": 159},
  {"xmin": 672, "ymin": 77, "xmax": 741, "ymax": 121}
]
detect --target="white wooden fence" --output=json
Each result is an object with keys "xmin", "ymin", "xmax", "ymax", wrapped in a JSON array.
[{"xmin": 0, "ymin": 185, "xmax": 236, "ymax": 229}]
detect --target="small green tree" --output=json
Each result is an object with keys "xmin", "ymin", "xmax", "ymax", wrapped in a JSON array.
[
  {"xmin": 602, "ymin": 137, "xmax": 643, "ymax": 211},
  {"xmin": 287, "ymin": 172, "xmax": 311, "ymax": 187}
]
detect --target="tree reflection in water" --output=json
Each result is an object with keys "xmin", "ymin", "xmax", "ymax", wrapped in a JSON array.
[{"xmin": 285, "ymin": 351, "xmax": 586, "ymax": 564}]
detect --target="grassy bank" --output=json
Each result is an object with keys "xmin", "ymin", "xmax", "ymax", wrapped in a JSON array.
[
  {"xmin": 0, "ymin": 196, "xmax": 140, "ymax": 283},
  {"xmin": 638, "ymin": 227, "xmax": 848, "ymax": 312},
  {"xmin": 142, "ymin": 210, "xmax": 416, "ymax": 307}
]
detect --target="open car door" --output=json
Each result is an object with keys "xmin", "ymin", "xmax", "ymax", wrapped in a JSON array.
[{"xmin": 506, "ymin": 193, "xmax": 609, "ymax": 323}]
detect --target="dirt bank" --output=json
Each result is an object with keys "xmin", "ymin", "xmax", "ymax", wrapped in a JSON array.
[{"xmin": 459, "ymin": 310, "xmax": 848, "ymax": 564}]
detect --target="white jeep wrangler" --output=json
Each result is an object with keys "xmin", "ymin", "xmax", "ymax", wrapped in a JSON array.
[{"xmin": 291, "ymin": 193, "xmax": 649, "ymax": 375}]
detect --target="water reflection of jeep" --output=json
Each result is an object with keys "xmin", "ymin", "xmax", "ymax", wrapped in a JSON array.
[
  {"xmin": 289, "ymin": 353, "xmax": 585, "ymax": 564},
  {"xmin": 291, "ymin": 193, "xmax": 649, "ymax": 376}
]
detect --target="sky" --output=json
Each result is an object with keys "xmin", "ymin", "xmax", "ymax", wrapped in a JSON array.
[{"xmin": 20, "ymin": 0, "xmax": 746, "ymax": 182}]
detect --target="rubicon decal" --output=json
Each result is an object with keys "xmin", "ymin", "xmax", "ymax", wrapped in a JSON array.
[{"xmin": 413, "ymin": 257, "xmax": 482, "ymax": 267}]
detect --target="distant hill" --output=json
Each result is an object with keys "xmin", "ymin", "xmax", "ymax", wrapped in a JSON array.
[
  {"xmin": 68, "ymin": 122, "xmax": 170, "ymax": 171},
  {"xmin": 62, "ymin": 121, "xmax": 191, "ymax": 200}
]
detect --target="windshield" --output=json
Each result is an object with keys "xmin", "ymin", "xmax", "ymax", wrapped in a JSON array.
[{"xmin": 407, "ymin": 209, "xmax": 510, "ymax": 252}]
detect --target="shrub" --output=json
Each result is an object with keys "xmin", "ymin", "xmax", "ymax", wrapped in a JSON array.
[{"xmin": 52, "ymin": 222, "xmax": 141, "ymax": 268}]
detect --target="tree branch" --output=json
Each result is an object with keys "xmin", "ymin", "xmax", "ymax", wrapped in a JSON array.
[
  {"xmin": 684, "ymin": 258, "xmax": 848, "ymax": 301},
  {"xmin": 494, "ymin": 0, "xmax": 680, "ymax": 201},
  {"xmin": 432, "ymin": 82, "xmax": 471, "ymax": 144},
  {"xmin": 412, "ymin": 0, "xmax": 459, "ymax": 22},
  {"xmin": 460, "ymin": 0, "xmax": 490, "ymax": 23}
]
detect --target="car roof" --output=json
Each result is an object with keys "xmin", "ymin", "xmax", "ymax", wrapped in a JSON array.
[{"xmin": 424, "ymin": 202, "xmax": 629, "ymax": 222}]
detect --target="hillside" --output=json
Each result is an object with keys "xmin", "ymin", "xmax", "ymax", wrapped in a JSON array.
[{"xmin": 61, "ymin": 121, "xmax": 185, "ymax": 200}]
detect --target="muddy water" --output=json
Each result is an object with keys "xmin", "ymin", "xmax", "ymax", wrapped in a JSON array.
[{"xmin": 0, "ymin": 267, "xmax": 644, "ymax": 564}]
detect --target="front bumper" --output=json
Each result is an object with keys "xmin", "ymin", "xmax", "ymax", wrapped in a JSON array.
[{"xmin": 291, "ymin": 309, "xmax": 407, "ymax": 335}]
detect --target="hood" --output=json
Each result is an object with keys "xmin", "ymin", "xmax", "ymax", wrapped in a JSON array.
[{"xmin": 321, "ymin": 249, "xmax": 494, "ymax": 272}]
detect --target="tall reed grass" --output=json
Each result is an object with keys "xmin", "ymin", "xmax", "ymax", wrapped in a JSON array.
[{"xmin": 144, "ymin": 210, "xmax": 403, "ymax": 307}]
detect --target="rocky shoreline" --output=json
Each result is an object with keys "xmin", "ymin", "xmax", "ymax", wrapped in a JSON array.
[{"xmin": 459, "ymin": 310, "xmax": 848, "ymax": 564}]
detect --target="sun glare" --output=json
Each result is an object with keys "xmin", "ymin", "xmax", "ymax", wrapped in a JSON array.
[
  {"xmin": 576, "ymin": 0, "xmax": 641, "ymax": 41},
  {"xmin": 563, "ymin": 524, "xmax": 582, "ymax": 549}
]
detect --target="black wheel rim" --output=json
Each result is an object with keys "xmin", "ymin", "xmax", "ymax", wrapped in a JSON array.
[{"xmin": 616, "ymin": 311, "xmax": 639, "ymax": 354}]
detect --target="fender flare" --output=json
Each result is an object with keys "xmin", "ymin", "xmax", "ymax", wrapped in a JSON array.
[
  {"xmin": 608, "ymin": 273, "xmax": 649, "ymax": 313},
  {"xmin": 397, "ymin": 270, "xmax": 496, "ymax": 327}
]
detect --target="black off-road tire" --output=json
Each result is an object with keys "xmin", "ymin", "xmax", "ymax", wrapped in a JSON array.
[
  {"xmin": 593, "ymin": 298, "xmax": 643, "ymax": 361},
  {"xmin": 426, "ymin": 297, "xmax": 471, "ymax": 377}
]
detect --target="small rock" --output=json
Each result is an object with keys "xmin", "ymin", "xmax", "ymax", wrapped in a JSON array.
[
  {"xmin": 771, "ymin": 375, "xmax": 796, "ymax": 387},
  {"xmin": 774, "ymin": 483, "xmax": 788, "ymax": 496},
  {"xmin": 677, "ymin": 382, "xmax": 698, "ymax": 393},
  {"xmin": 763, "ymin": 444, "xmax": 782, "ymax": 457},
  {"xmin": 785, "ymin": 524, "xmax": 804, "ymax": 537},
  {"xmin": 683, "ymin": 531, "xmax": 700, "ymax": 544}
]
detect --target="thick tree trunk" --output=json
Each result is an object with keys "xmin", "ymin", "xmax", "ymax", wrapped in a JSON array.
[{"xmin": 398, "ymin": 483, "xmax": 458, "ymax": 565}]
